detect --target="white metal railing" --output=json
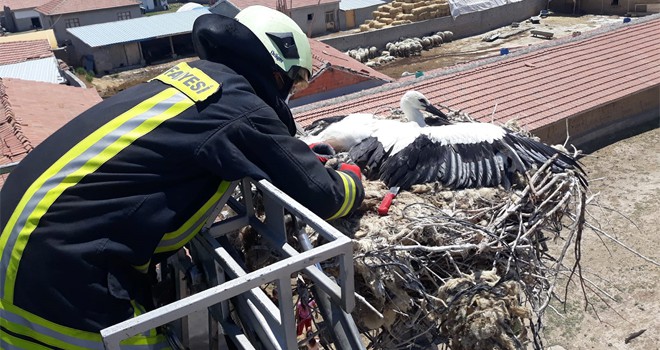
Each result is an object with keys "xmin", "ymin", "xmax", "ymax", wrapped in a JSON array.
[{"xmin": 101, "ymin": 178, "xmax": 356, "ymax": 349}]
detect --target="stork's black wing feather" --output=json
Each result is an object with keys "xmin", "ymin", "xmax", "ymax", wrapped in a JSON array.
[{"xmin": 349, "ymin": 136, "xmax": 390, "ymax": 180}]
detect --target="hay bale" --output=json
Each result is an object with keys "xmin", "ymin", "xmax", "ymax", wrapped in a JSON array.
[
  {"xmin": 392, "ymin": 1, "xmax": 403, "ymax": 7},
  {"xmin": 373, "ymin": 22, "xmax": 386, "ymax": 29},
  {"xmin": 380, "ymin": 17, "xmax": 393, "ymax": 25},
  {"xmin": 359, "ymin": 24, "xmax": 370, "ymax": 32},
  {"xmin": 389, "ymin": 7, "xmax": 402, "ymax": 15},
  {"xmin": 401, "ymin": 3, "xmax": 414, "ymax": 13}
]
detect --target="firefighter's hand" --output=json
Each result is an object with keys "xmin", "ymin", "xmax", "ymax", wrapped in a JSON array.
[
  {"xmin": 309, "ymin": 142, "xmax": 335, "ymax": 164},
  {"xmin": 333, "ymin": 162, "xmax": 362, "ymax": 181}
]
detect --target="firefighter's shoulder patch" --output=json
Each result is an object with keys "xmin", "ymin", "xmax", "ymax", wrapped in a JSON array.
[{"xmin": 151, "ymin": 62, "xmax": 221, "ymax": 102}]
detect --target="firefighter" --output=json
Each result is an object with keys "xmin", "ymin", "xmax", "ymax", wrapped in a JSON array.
[{"xmin": 0, "ymin": 6, "xmax": 363, "ymax": 349}]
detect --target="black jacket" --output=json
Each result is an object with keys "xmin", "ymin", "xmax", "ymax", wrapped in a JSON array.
[{"xmin": 0, "ymin": 59, "xmax": 363, "ymax": 333}]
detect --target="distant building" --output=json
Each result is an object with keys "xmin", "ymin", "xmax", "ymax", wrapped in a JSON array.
[
  {"xmin": 289, "ymin": 39, "xmax": 392, "ymax": 107},
  {"xmin": 0, "ymin": 0, "xmax": 50, "ymax": 32},
  {"xmin": 0, "ymin": 39, "xmax": 67, "ymax": 84},
  {"xmin": 213, "ymin": 0, "xmax": 341, "ymax": 37},
  {"xmin": 36, "ymin": 0, "xmax": 143, "ymax": 47},
  {"xmin": 338, "ymin": 0, "xmax": 386, "ymax": 30},
  {"xmin": 66, "ymin": 8, "xmax": 210, "ymax": 74}
]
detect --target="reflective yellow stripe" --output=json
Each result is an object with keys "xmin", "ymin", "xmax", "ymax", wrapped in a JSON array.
[
  {"xmin": 327, "ymin": 172, "xmax": 356, "ymax": 220},
  {"xmin": 1, "ymin": 298, "xmax": 169, "ymax": 349},
  {"xmin": 155, "ymin": 181, "xmax": 231, "ymax": 254},
  {"xmin": 151, "ymin": 62, "xmax": 221, "ymax": 102},
  {"xmin": 132, "ymin": 260, "xmax": 151, "ymax": 274},
  {"xmin": 0, "ymin": 88, "xmax": 194, "ymax": 302}
]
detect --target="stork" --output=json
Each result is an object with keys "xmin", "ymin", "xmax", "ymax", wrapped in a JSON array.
[{"xmin": 301, "ymin": 91, "xmax": 585, "ymax": 190}]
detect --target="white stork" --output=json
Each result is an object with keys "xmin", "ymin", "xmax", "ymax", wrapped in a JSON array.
[{"xmin": 302, "ymin": 91, "xmax": 586, "ymax": 190}]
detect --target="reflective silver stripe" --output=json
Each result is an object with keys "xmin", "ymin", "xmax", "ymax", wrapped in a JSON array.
[
  {"xmin": 0, "ymin": 305, "xmax": 102, "ymax": 349},
  {"xmin": 1, "ymin": 304, "xmax": 170, "ymax": 350},
  {"xmin": 0, "ymin": 91, "xmax": 190, "ymax": 298}
]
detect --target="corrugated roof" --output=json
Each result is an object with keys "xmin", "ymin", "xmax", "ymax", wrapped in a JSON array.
[
  {"xmin": 0, "ymin": 78, "xmax": 102, "ymax": 186},
  {"xmin": 0, "ymin": 57, "xmax": 65, "ymax": 84},
  {"xmin": 0, "ymin": 40, "xmax": 53, "ymax": 65},
  {"xmin": 0, "ymin": 0, "xmax": 51, "ymax": 11},
  {"xmin": 293, "ymin": 16, "xmax": 660, "ymax": 131},
  {"xmin": 36, "ymin": 0, "xmax": 140, "ymax": 15},
  {"xmin": 339, "ymin": 0, "xmax": 386, "ymax": 11},
  {"xmin": 67, "ymin": 8, "xmax": 210, "ymax": 48},
  {"xmin": 228, "ymin": 0, "xmax": 339, "ymax": 11}
]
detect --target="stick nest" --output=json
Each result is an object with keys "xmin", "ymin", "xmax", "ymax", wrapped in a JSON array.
[{"xmin": 311, "ymin": 111, "xmax": 588, "ymax": 350}]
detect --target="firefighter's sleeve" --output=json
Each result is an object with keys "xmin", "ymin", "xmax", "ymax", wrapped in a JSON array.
[{"xmin": 195, "ymin": 108, "xmax": 364, "ymax": 220}]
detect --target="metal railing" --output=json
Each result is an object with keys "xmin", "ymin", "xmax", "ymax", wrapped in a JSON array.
[{"xmin": 100, "ymin": 178, "xmax": 357, "ymax": 349}]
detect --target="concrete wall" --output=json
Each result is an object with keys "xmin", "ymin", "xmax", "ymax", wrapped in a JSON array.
[
  {"xmin": 292, "ymin": 3, "xmax": 341, "ymax": 37},
  {"xmin": 68, "ymin": 34, "xmax": 143, "ymax": 74},
  {"xmin": 41, "ymin": 5, "xmax": 142, "ymax": 46},
  {"xmin": 321, "ymin": 0, "xmax": 545, "ymax": 51},
  {"xmin": 534, "ymin": 86, "xmax": 660, "ymax": 150}
]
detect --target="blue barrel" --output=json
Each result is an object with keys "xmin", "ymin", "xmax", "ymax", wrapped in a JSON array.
[
  {"xmin": 500, "ymin": 48, "xmax": 509, "ymax": 55},
  {"xmin": 623, "ymin": 17, "xmax": 631, "ymax": 23}
]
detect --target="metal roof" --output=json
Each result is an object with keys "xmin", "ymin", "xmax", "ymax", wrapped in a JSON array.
[
  {"xmin": 339, "ymin": 0, "xmax": 386, "ymax": 11},
  {"xmin": 0, "ymin": 57, "xmax": 65, "ymax": 84},
  {"xmin": 67, "ymin": 8, "xmax": 211, "ymax": 48}
]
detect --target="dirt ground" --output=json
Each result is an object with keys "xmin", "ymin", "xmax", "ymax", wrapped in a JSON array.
[
  {"xmin": 540, "ymin": 127, "xmax": 659, "ymax": 350},
  {"xmin": 373, "ymin": 14, "xmax": 626, "ymax": 78}
]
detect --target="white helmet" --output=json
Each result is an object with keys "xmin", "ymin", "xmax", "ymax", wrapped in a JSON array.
[{"xmin": 235, "ymin": 6, "xmax": 312, "ymax": 88}]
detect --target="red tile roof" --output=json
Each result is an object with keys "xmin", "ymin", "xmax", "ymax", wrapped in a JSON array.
[
  {"xmin": 293, "ymin": 17, "xmax": 660, "ymax": 132},
  {"xmin": 0, "ymin": 40, "xmax": 53, "ymax": 65},
  {"xmin": 36, "ymin": 0, "xmax": 140, "ymax": 15},
  {"xmin": 309, "ymin": 39, "xmax": 391, "ymax": 82},
  {"xmin": 0, "ymin": 0, "xmax": 51, "ymax": 11},
  {"xmin": 228, "ymin": 0, "xmax": 338, "ymax": 11},
  {"xmin": 292, "ymin": 39, "xmax": 392, "ymax": 100},
  {"xmin": 0, "ymin": 78, "xmax": 102, "ymax": 186}
]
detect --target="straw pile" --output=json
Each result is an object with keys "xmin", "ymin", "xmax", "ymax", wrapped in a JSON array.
[{"xmin": 361, "ymin": 0, "xmax": 451, "ymax": 31}]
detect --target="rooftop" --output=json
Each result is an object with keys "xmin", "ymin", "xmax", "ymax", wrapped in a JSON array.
[
  {"xmin": 36, "ymin": 0, "xmax": 140, "ymax": 16},
  {"xmin": 0, "ymin": 40, "xmax": 53, "ymax": 66},
  {"xmin": 67, "ymin": 8, "xmax": 210, "ymax": 47},
  {"xmin": 0, "ymin": 57, "xmax": 66, "ymax": 84},
  {"xmin": 0, "ymin": 0, "xmax": 50, "ymax": 11},
  {"xmin": 293, "ymin": 16, "xmax": 660, "ymax": 131},
  {"xmin": 0, "ymin": 78, "xmax": 102, "ymax": 185},
  {"xmin": 339, "ymin": 0, "xmax": 386, "ymax": 11},
  {"xmin": 309, "ymin": 39, "xmax": 392, "ymax": 82}
]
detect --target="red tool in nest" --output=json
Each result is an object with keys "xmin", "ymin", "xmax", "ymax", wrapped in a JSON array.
[{"xmin": 378, "ymin": 186, "xmax": 400, "ymax": 216}]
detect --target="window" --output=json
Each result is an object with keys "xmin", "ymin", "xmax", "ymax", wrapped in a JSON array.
[
  {"xmin": 65, "ymin": 18, "xmax": 80, "ymax": 28},
  {"xmin": 611, "ymin": 0, "xmax": 619, "ymax": 5},
  {"xmin": 325, "ymin": 11, "xmax": 335, "ymax": 30},
  {"xmin": 117, "ymin": 11, "xmax": 132, "ymax": 20},
  {"xmin": 307, "ymin": 13, "xmax": 313, "ymax": 21}
]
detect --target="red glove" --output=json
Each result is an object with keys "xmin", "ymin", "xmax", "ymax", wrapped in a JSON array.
[
  {"xmin": 335, "ymin": 163, "xmax": 362, "ymax": 181},
  {"xmin": 309, "ymin": 142, "xmax": 335, "ymax": 164}
]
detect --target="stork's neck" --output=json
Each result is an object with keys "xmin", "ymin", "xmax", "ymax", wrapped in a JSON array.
[{"xmin": 402, "ymin": 104, "xmax": 426, "ymax": 127}]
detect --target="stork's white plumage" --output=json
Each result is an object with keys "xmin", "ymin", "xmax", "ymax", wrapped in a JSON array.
[{"xmin": 302, "ymin": 91, "xmax": 585, "ymax": 190}]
